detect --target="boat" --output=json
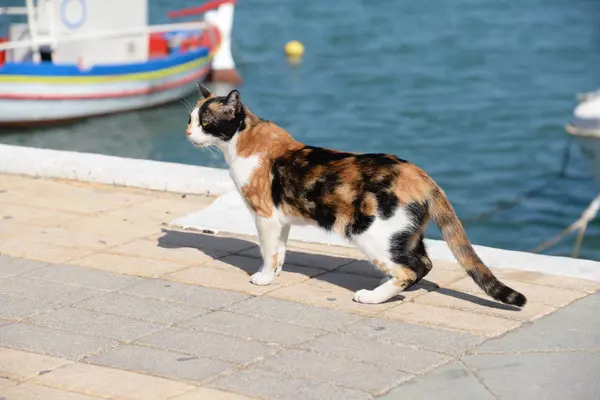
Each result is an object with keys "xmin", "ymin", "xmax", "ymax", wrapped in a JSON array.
[
  {"xmin": 565, "ymin": 90, "xmax": 600, "ymax": 182},
  {"xmin": 0, "ymin": 0, "xmax": 240, "ymax": 126}
]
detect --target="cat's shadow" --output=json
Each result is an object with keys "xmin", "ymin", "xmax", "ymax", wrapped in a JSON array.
[{"xmin": 156, "ymin": 229, "xmax": 520, "ymax": 312}]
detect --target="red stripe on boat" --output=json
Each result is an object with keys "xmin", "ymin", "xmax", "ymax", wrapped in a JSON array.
[
  {"xmin": 0, "ymin": 66, "xmax": 211, "ymax": 100},
  {"xmin": 167, "ymin": 0, "xmax": 236, "ymax": 19}
]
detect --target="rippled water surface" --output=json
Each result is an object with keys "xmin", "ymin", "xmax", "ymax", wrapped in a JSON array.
[{"xmin": 1, "ymin": 0, "xmax": 600, "ymax": 259}]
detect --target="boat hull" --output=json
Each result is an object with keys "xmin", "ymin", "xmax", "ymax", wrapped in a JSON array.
[{"xmin": 0, "ymin": 47, "xmax": 213, "ymax": 126}]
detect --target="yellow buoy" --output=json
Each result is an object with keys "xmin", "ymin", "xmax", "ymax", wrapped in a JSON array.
[{"xmin": 284, "ymin": 40, "xmax": 305, "ymax": 58}]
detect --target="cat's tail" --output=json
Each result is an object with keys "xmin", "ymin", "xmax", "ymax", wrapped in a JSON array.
[{"xmin": 427, "ymin": 185, "xmax": 527, "ymax": 307}]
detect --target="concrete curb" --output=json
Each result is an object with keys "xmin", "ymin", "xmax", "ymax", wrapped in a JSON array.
[{"xmin": 0, "ymin": 144, "xmax": 235, "ymax": 195}]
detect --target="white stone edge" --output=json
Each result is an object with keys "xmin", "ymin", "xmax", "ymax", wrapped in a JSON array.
[
  {"xmin": 1, "ymin": 143, "xmax": 599, "ymax": 281},
  {"xmin": 0, "ymin": 143, "xmax": 235, "ymax": 195}
]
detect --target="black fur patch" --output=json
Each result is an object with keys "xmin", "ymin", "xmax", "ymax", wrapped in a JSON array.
[
  {"xmin": 270, "ymin": 146, "xmax": 407, "ymax": 235},
  {"xmin": 389, "ymin": 231, "xmax": 413, "ymax": 265},
  {"xmin": 198, "ymin": 97, "xmax": 246, "ymax": 141},
  {"xmin": 406, "ymin": 201, "xmax": 428, "ymax": 226}
]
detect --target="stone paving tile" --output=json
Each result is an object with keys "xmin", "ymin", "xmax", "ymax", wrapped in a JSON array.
[
  {"xmin": 285, "ymin": 240, "xmax": 365, "ymax": 259},
  {"xmin": 0, "ymin": 238, "xmax": 94, "ymax": 264},
  {"xmin": 169, "ymin": 387, "xmax": 258, "ymax": 400},
  {"xmin": 136, "ymin": 327, "xmax": 280, "ymax": 364},
  {"xmin": 0, "ymin": 220, "xmax": 42, "ymax": 238},
  {"xmin": 1, "ymin": 382, "xmax": 105, "ymax": 400},
  {"xmin": 0, "ymin": 346, "xmax": 72, "ymax": 381},
  {"xmin": 32, "ymin": 362, "xmax": 194, "ymax": 400},
  {"xmin": 108, "ymin": 238, "xmax": 217, "ymax": 265},
  {"xmin": 75, "ymin": 293, "xmax": 206, "ymax": 325},
  {"xmin": 25, "ymin": 227, "xmax": 134, "ymax": 250},
  {"xmin": 85, "ymin": 344, "xmax": 234, "ymax": 383},
  {"xmin": 379, "ymin": 361, "xmax": 495, "ymax": 400},
  {"xmin": 494, "ymin": 268, "xmax": 600, "ymax": 294},
  {"xmin": 154, "ymin": 230, "xmax": 255, "ymax": 256},
  {"xmin": 121, "ymin": 279, "xmax": 248, "ymax": 309},
  {"xmin": 338, "ymin": 259, "xmax": 387, "ymax": 278},
  {"xmin": 30, "ymin": 307, "xmax": 162, "ymax": 342},
  {"xmin": 298, "ymin": 332, "xmax": 450, "ymax": 374},
  {"xmin": 102, "ymin": 195, "xmax": 215, "ymax": 223},
  {"xmin": 345, "ymin": 318, "xmax": 485, "ymax": 356},
  {"xmin": 0, "ymin": 294, "xmax": 57, "ymax": 320},
  {"xmin": 18, "ymin": 183, "xmax": 154, "ymax": 215},
  {"xmin": 239, "ymin": 245, "xmax": 356, "ymax": 271},
  {"xmin": 266, "ymin": 273, "xmax": 413, "ymax": 317},
  {"xmin": 22, "ymin": 263, "xmax": 144, "ymax": 291},
  {"xmin": 167, "ymin": 260, "xmax": 323, "ymax": 296},
  {"xmin": 473, "ymin": 292, "xmax": 600, "ymax": 353},
  {"xmin": 0, "ymin": 277, "xmax": 104, "ymax": 307},
  {"xmin": 211, "ymin": 368, "xmax": 371, "ymax": 400},
  {"xmin": 255, "ymin": 349, "xmax": 412, "ymax": 394},
  {"xmin": 59, "ymin": 214, "xmax": 163, "ymax": 240},
  {"xmin": 0, "ymin": 204, "xmax": 80, "ymax": 227},
  {"xmin": 227, "ymin": 297, "xmax": 362, "ymax": 331},
  {"xmin": 462, "ymin": 351, "xmax": 600, "ymax": 400},
  {"xmin": 413, "ymin": 289, "xmax": 556, "ymax": 322},
  {"xmin": 0, "ymin": 324, "xmax": 118, "ymax": 360},
  {"xmin": 73, "ymin": 253, "xmax": 190, "ymax": 278},
  {"xmin": 449, "ymin": 277, "xmax": 588, "ymax": 308},
  {"xmin": 180, "ymin": 311, "xmax": 326, "ymax": 346},
  {"xmin": 0, "ymin": 376, "xmax": 17, "ymax": 390},
  {"xmin": 0, "ymin": 255, "xmax": 49, "ymax": 277},
  {"xmin": 380, "ymin": 302, "xmax": 522, "ymax": 337}
]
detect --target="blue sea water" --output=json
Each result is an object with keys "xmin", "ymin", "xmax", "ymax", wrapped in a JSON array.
[{"xmin": 1, "ymin": 0, "xmax": 599, "ymax": 260}]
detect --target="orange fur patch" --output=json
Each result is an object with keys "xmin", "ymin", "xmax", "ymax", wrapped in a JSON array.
[{"xmin": 237, "ymin": 118, "xmax": 303, "ymax": 218}]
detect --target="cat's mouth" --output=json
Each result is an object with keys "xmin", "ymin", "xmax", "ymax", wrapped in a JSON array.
[{"xmin": 187, "ymin": 136, "xmax": 208, "ymax": 148}]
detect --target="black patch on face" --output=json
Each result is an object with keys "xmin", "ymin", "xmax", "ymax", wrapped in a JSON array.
[{"xmin": 198, "ymin": 97, "xmax": 246, "ymax": 142}]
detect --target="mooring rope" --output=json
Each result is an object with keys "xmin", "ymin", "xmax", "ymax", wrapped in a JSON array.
[
  {"xmin": 529, "ymin": 193, "xmax": 600, "ymax": 256},
  {"xmin": 462, "ymin": 136, "xmax": 574, "ymax": 225}
]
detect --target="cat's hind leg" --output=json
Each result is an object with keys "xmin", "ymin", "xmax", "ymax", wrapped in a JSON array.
[
  {"xmin": 354, "ymin": 262, "xmax": 417, "ymax": 304},
  {"xmin": 250, "ymin": 216, "xmax": 284, "ymax": 286}
]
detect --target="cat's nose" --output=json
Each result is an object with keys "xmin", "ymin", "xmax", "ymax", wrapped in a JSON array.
[{"xmin": 185, "ymin": 128, "xmax": 192, "ymax": 136}]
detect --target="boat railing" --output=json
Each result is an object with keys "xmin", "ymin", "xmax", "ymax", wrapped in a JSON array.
[
  {"xmin": 0, "ymin": 21, "xmax": 215, "ymax": 53},
  {"xmin": 0, "ymin": 7, "xmax": 28, "ymax": 15}
]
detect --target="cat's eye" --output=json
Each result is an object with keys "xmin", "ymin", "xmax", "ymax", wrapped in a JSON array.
[{"xmin": 201, "ymin": 120, "xmax": 208, "ymax": 127}]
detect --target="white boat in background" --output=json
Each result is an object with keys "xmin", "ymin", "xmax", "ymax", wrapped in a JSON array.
[
  {"xmin": 0, "ymin": 0, "xmax": 240, "ymax": 126},
  {"xmin": 566, "ymin": 90, "xmax": 600, "ymax": 182}
]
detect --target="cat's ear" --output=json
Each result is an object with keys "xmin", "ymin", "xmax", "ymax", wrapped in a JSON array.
[
  {"xmin": 196, "ymin": 82, "xmax": 212, "ymax": 99},
  {"xmin": 225, "ymin": 89, "xmax": 242, "ymax": 112}
]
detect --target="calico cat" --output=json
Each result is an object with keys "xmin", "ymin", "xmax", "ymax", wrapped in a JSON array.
[{"xmin": 186, "ymin": 83, "xmax": 526, "ymax": 307}]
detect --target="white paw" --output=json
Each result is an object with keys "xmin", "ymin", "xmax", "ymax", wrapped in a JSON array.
[
  {"xmin": 250, "ymin": 271, "xmax": 274, "ymax": 286},
  {"xmin": 275, "ymin": 265, "xmax": 283, "ymax": 276},
  {"xmin": 353, "ymin": 289, "xmax": 382, "ymax": 304}
]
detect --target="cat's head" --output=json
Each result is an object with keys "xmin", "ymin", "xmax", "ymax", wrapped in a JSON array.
[{"xmin": 185, "ymin": 82, "xmax": 246, "ymax": 148}]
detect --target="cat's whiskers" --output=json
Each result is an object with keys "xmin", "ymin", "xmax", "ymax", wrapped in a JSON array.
[{"xmin": 178, "ymin": 97, "xmax": 193, "ymax": 113}]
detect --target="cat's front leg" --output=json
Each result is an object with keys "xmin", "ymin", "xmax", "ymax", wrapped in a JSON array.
[
  {"xmin": 275, "ymin": 224, "xmax": 291, "ymax": 276},
  {"xmin": 250, "ymin": 216, "xmax": 284, "ymax": 286}
]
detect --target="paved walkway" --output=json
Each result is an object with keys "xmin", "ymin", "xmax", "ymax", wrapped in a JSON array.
[{"xmin": 1, "ymin": 174, "xmax": 599, "ymax": 399}]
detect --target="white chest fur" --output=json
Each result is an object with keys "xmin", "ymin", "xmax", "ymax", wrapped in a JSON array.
[{"xmin": 225, "ymin": 135, "xmax": 262, "ymax": 189}]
